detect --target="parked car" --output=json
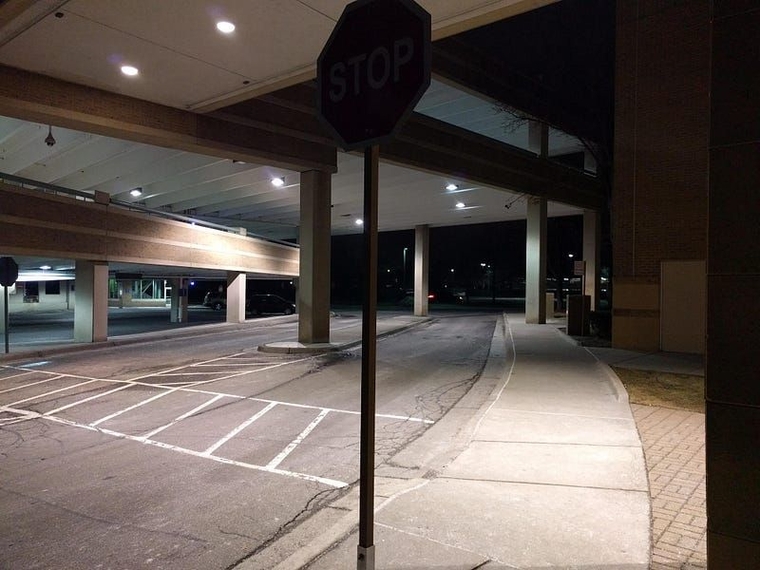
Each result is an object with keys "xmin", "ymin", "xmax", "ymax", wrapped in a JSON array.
[
  {"xmin": 203, "ymin": 292, "xmax": 295, "ymax": 316},
  {"xmin": 248, "ymin": 294, "xmax": 295, "ymax": 316},
  {"xmin": 203, "ymin": 291, "xmax": 227, "ymax": 311}
]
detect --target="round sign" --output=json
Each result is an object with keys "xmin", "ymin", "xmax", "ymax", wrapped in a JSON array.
[
  {"xmin": 317, "ymin": 0, "xmax": 431, "ymax": 150},
  {"xmin": 0, "ymin": 257, "xmax": 18, "ymax": 287}
]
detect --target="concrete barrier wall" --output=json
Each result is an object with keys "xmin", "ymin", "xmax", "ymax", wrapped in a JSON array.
[{"xmin": 0, "ymin": 183, "xmax": 299, "ymax": 276}]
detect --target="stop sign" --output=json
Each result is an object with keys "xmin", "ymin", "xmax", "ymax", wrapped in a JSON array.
[
  {"xmin": 317, "ymin": 0, "xmax": 431, "ymax": 150},
  {"xmin": 0, "ymin": 257, "xmax": 18, "ymax": 287}
]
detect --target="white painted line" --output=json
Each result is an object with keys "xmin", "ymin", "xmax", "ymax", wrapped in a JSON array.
[
  {"xmin": 141, "ymin": 394, "xmax": 226, "ymax": 440},
  {"xmin": 153, "ymin": 372, "xmax": 220, "ymax": 376},
  {"xmin": 89, "ymin": 387, "xmax": 175, "ymax": 427},
  {"xmin": 42, "ymin": 414, "xmax": 347, "ymax": 488},
  {"xmin": 6, "ymin": 378, "xmax": 98, "ymax": 407},
  {"xmin": 178, "ymin": 386, "xmax": 435, "ymax": 424},
  {"xmin": 0, "ymin": 374, "xmax": 60, "ymax": 395},
  {"xmin": 267, "ymin": 409, "xmax": 330, "ymax": 470},
  {"xmin": 0, "ymin": 370, "xmax": 35, "ymax": 382},
  {"xmin": 203, "ymin": 401, "xmax": 278, "ymax": 456},
  {"xmin": 126, "ymin": 352, "xmax": 249, "ymax": 382},
  {"xmin": 45, "ymin": 383, "xmax": 134, "ymax": 416},
  {"xmin": 192, "ymin": 363, "xmax": 275, "ymax": 367},
  {"xmin": 0, "ymin": 406, "xmax": 42, "ymax": 424}
]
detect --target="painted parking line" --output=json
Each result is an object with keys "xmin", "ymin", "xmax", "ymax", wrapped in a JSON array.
[
  {"xmin": 0, "ymin": 374, "xmax": 60, "ymax": 395},
  {"xmin": 36, "ymin": 412, "xmax": 348, "ymax": 489},
  {"xmin": 0, "ymin": 370, "xmax": 35, "ymax": 383},
  {"xmin": 266, "ymin": 408, "xmax": 330, "ymax": 470},
  {"xmin": 203, "ymin": 401, "xmax": 278, "ymax": 456},
  {"xmin": 141, "ymin": 394, "xmax": 227, "ymax": 440},
  {"xmin": 44, "ymin": 383, "xmax": 135, "ymax": 416},
  {"xmin": 178, "ymin": 386, "xmax": 435, "ymax": 424},
  {"xmin": 89, "ymin": 387, "xmax": 177, "ymax": 427},
  {"xmin": 6, "ymin": 378, "xmax": 98, "ymax": 408}
]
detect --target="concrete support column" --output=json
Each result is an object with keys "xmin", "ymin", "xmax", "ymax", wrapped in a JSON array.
[
  {"xmin": 170, "ymin": 278, "xmax": 189, "ymax": 323},
  {"xmin": 413, "ymin": 224, "xmax": 430, "ymax": 317},
  {"xmin": 74, "ymin": 260, "xmax": 108, "ymax": 342},
  {"xmin": 226, "ymin": 272, "xmax": 246, "ymax": 324},
  {"xmin": 525, "ymin": 196, "xmax": 547, "ymax": 324},
  {"xmin": 119, "ymin": 280, "xmax": 133, "ymax": 309},
  {"xmin": 298, "ymin": 170, "xmax": 331, "ymax": 344},
  {"xmin": 583, "ymin": 209, "xmax": 601, "ymax": 310},
  {"xmin": 706, "ymin": 4, "xmax": 760, "ymax": 565}
]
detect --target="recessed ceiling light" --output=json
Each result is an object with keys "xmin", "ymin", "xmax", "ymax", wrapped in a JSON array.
[
  {"xmin": 355, "ymin": 219, "xmax": 364, "ymax": 226},
  {"xmin": 216, "ymin": 21, "xmax": 236, "ymax": 34},
  {"xmin": 446, "ymin": 183, "xmax": 458, "ymax": 191},
  {"xmin": 120, "ymin": 65, "xmax": 139, "ymax": 77},
  {"xmin": 271, "ymin": 177, "xmax": 285, "ymax": 187},
  {"xmin": 130, "ymin": 188, "xmax": 143, "ymax": 197},
  {"xmin": 456, "ymin": 202, "xmax": 466, "ymax": 209}
]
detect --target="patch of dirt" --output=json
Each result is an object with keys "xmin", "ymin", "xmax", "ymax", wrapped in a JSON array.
[{"xmin": 612, "ymin": 367, "xmax": 704, "ymax": 413}]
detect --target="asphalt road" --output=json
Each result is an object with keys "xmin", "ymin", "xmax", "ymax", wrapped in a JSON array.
[{"xmin": 0, "ymin": 311, "xmax": 498, "ymax": 570}]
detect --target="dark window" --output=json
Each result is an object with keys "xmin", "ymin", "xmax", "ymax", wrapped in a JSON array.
[
  {"xmin": 25, "ymin": 282, "xmax": 39, "ymax": 296},
  {"xmin": 45, "ymin": 281, "xmax": 61, "ymax": 295}
]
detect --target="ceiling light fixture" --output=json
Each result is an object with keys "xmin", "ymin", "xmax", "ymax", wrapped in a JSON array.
[
  {"xmin": 44, "ymin": 125, "xmax": 56, "ymax": 147},
  {"xmin": 355, "ymin": 218, "xmax": 364, "ymax": 226},
  {"xmin": 120, "ymin": 65, "xmax": 139, "ymax": 77},
  {"xmin": 455, "ymin": 202, "xmax": 465, "ymax": 209},
  {"xmin": 40, "ymin": 265, "xmax": 51, "ymax": 270},
  {"xmin": 130, "ymin": 188, "xmax": 143, "ymax": 197},
  {"xmin": 216, "ymin": 21, "xmax": 236, "ymax": 34},
  {"xmin": 271, "ymin": 177, "xmax": 285, "ymax": 187},
  {"xmin": 446, "ymin": 183, "xmax": 458, "ymax": 191}
]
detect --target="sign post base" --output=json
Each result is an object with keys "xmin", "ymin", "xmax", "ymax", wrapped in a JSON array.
[{"xmin": 357, "ymin": 544, "xmax": 375, "ymax": 570}]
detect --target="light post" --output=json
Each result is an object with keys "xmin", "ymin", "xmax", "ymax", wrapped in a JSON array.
[{"xmin": 402, "ymin": 247, "xmax": 408, "ymax": 290}]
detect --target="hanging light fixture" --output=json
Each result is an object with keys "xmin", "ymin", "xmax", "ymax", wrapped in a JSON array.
[{"xmin": 44, "ymin": 125, "xmax": 56, "ymax": 147}]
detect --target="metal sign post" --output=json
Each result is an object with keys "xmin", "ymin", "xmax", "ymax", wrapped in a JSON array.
[
  {"xmin": 3, "ymin": 286, "xmax": 8, "ymax": 354},
  {"xmin": 316, "ymin": 1, "xmax": 430, "ymax": 567},
  {"xmin": 358, "ymin": 144, "xmax": 379, "ymax": 569}
]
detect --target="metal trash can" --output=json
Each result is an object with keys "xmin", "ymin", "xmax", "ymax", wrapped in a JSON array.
[{"xmin": 566, "ymin": 294, "xmax": 591, "ymax": 336}]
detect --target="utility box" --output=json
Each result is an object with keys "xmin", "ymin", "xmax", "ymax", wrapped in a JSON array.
[{"xmin": 567, "ymin": 294, "xmax": 591, "ymax": 336}]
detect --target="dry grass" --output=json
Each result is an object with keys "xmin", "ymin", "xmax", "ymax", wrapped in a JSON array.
[{"xmin": 612, "ymin": 367, "xmax": 705, "ymax": 413}]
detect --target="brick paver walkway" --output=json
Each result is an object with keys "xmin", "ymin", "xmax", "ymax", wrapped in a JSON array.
[{"xmin": 631, "ymin": 404, "xmax": 706, "ymax": 569}]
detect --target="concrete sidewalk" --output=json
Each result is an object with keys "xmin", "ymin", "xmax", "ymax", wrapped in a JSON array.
[{"xmin": 244, "ymin": 314, "xmax": 651, "ymax": 569}]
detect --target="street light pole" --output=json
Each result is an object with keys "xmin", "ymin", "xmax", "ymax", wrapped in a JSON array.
[{"xmin": 402, "ymin": 247, "xmax": 408, "ymax": 290}]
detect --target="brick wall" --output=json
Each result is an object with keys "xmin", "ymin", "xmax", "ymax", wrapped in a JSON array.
[{"xmin": 612, "ymin": 0, "xmax": 710, "ymax": 350}]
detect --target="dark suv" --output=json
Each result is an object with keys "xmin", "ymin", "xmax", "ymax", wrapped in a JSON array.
[
  {"xmin": 203, "ymin": 292, "xmax": 295, "ymax": 316},
  {"xmin": 248, "ymin": 294, "xmax": 295, "ymax": 316}
]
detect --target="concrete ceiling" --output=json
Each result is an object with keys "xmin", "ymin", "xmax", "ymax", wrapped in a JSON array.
[{"xmin": 0, "ymin": 0, "xmax": 591, "ymax": 277}]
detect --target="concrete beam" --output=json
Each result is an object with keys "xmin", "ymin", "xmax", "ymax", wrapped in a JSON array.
[
  {"xmin": 0, "ymin": 65, "xmax": 336, "ymax": 173},
  {"xmin": 382, "ymin": 114, "xmax": 605, "ymax": 211},
  {"xmin": 0, "ymin": 183, "xmax": 299, "ymax": 276}
]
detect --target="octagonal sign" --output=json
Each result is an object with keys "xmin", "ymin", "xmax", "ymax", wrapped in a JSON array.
[{"xmin": 317, "ymin": 0, "xmax": 431, "ymax": 150}]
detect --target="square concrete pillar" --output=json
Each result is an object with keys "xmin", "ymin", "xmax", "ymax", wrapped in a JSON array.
[
  {"xmin": 526, "ymin": 196, "xmax": 547, "ymax": 324},
  {"xmin": 170, "ymin": 278, "xmax": 189, "ymax": 323},
  {"xmin": 226, "ymin": 272, "xmax": 246, "ymax": 324},
  {"xmin": 414, "ymin": 225, "xmax": 430, "ymax": 317},
  {"xmin": 706, "ymin": 4, "xmax": 760, "ymax": 565},
  {"xmin": 298, "ymin": 170, "xmax": 331, "ymax": 344},
  {"xmin": 583, "ymin": 209, "xmax": 601, "ymax": 310},
  {"xmin": 74, "ymin": 260, "xmax": 109, "ymax": 342}
]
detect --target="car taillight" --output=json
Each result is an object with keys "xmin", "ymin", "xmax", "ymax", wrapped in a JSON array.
[{"xmin": 428, "ymin": 293, "xmax": 435, "ymax": 300}]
